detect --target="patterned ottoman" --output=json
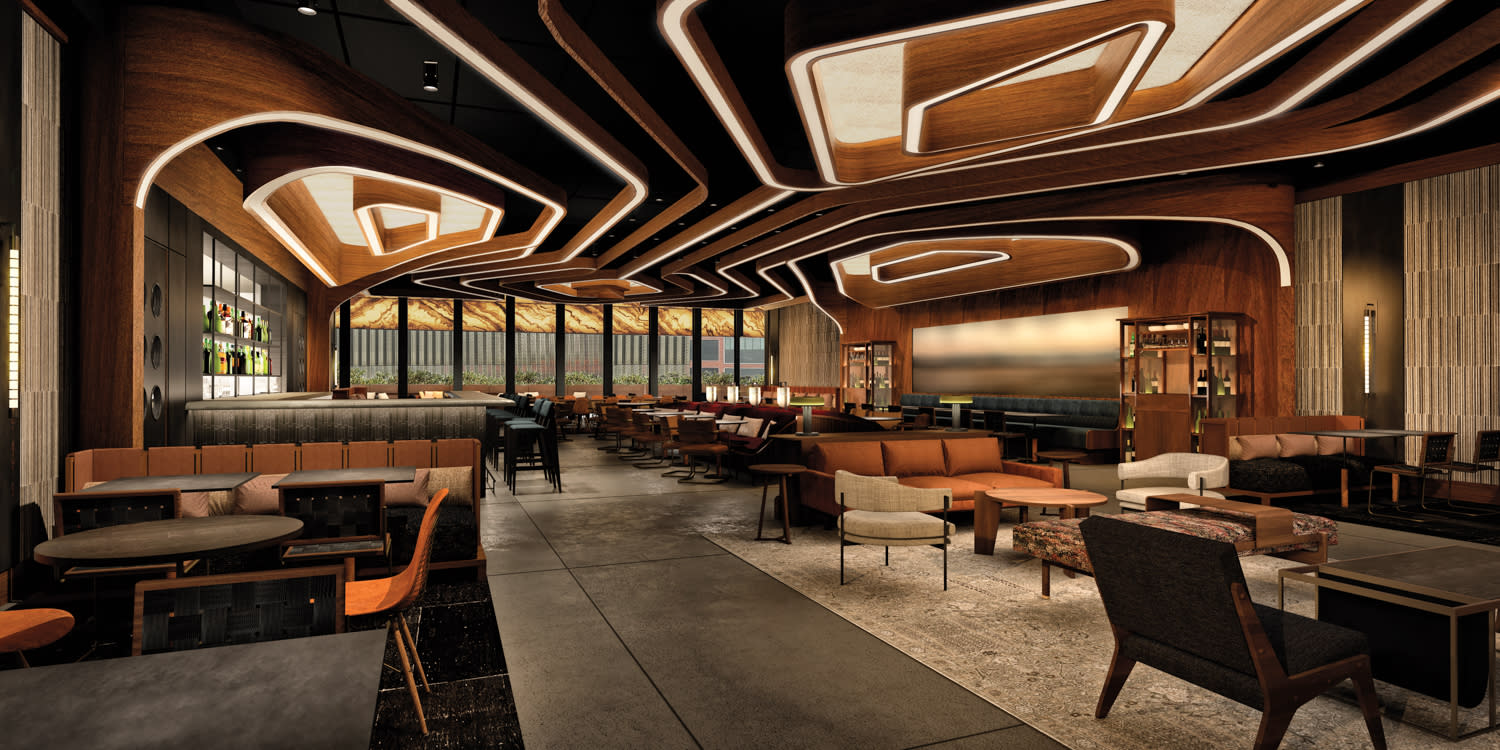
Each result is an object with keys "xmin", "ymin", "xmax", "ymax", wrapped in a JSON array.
[{"xmin": 1012, "ymin": 501, "xmax": 1338, "ymax": 597}]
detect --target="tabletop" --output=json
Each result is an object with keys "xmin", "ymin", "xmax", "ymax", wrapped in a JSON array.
[
  {"xmin": 83, "ymin": 472, "xmax": 260, "ymax": 493},
  {"xmin": 1301, "ymin": 545, "xmax": 1500, "ymax": 603},
  {"xmin": 273, "ymin": 466, "xmax": 417, "ymax": 486},
  {"xmin": 985, "ymin": 488, "xmax": 1106, "ymax": 506},
  {"xmin": 1294, "ymin": 428, "xmax": 1432, "ymax": 439},
  {"xmin": 0, "ymin": 629, "xmax": 386, "ymax": 750},
  {"xmin": 34, "ymin": 516, "xmax": 304, "ymax": 568},
  {"xmin": 750, "ymin": 464, "xmax": 807, "ymax": 475}
]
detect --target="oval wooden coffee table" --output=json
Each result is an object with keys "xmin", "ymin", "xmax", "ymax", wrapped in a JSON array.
[{"xmin": 974, "ymin": 488, "xmax": 1107, "ymax": 555}]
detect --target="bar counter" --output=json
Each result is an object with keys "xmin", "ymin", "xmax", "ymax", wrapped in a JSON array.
[{"xmin": 186, "ymin": 392, "xmax": 501, "ymax": 444}]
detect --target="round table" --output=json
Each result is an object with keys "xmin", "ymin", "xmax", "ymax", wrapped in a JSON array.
[
  {"xmin": 749, "ymin": 464, "xmax": 806, "ymax": 544},
  {"xmin": 34, "ymin": 516, "xmax": 305, "ymax": 569},
  {"xmin": 1035, "ymin": 449, "xmax": 1089, "ymax": 488},
  {"xmin": 986, "ymin": 488, "xmax": 1106, "ymax": 524}
]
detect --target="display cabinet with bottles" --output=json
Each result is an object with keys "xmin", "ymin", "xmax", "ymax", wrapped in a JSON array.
[
  {"xmin": 201, "ymin": 233, "xmax": 285, "ymax": 399},
  {"xmin": 1119, "ymin": 313, "xmax": 1250, "ymax": 460},
  {"xmin": 841, "ymin": 341, "xmax": 896, "ymax": 410}
]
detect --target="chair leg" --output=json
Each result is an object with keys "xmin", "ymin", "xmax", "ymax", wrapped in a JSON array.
[
  {"xmin": 1252, "ymin": 703, "xmax": 1295, "ymax": 750},
  {"xmin": 885, "ymin": 546, "xmax": 890, "ymax": 566},
  {"xmin": 17, "ymin": 651, "xmax": 30, "ymax": 668},
  {"xmin": 398, "ymin": 612, "xmax": 429, "ymax": 690},
  {"xmin": 1094, "ymin": 635, "xmax": 1137, "ymax": 719},
  {"xmin": 1352, "ymin": 666, "xmax": 1388, "ymax": 750},
  {"xmin": 1041, "ymin": 561, "xmax": 1052, "ymax": 599},
  {"xmin": 840, "ymin": 529, "xmax": 846, "ymax": 585},
  {"xmin": 943, "ymin": 541, "xmax": 948, "ymax": 591},
  {"xmin": 390, "ymin": 619, "xmax": 428, "ymax": 735}
]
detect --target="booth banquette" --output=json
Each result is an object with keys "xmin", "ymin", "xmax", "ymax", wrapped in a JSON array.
[
  {"xmin": 800, "ymin": 437, "xmax": 1061, "ymax": 518},
  {"xmin": 677, "ymin": 402, "xmax": 803, "ymax": 472},
  {"xmin": 1200, "ymin": 416, "xmax": 1372, "ymax": 506},
  {"xmin": 900, "ymin": 394, "xmax": 1118, "ymax": 455},
  {"xmin": 63, "ymin": 439, "xmax": 484, "ymax": 576}
]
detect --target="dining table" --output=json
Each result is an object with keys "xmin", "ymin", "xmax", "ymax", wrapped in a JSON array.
[
  {"xmin": 1293, "ymin": 428, "xmax": 1431, "ymax": 507},
  {"xmin": 0, "ymin": 629, "xmax": 387, "ymax": 749},
  {"xmin": 272, "ymin": 466, "xmax": 417, "ymax": 487},
  {"xmin": 81, "ymin": 472, "xmax": 260, "ymax": 493},
  {"xmin": 33, "ymin": 515, "xmax": 305, "ymax": 569}
]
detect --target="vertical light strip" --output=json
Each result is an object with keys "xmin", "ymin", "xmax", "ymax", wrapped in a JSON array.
[
  {"xmin": 1362, "ymin": 303, "xmax": 1375, "ymax": 395},
  {"xmin": 7, "ymin": 240, "xmax": 18, "ymax": 409}
]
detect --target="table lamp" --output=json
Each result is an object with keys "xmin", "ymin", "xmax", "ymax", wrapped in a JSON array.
[
  {"xmin": 727, "ymin": 385, "xmax": 740, "ymax": 403},
  {"xmin": 790, "ymin": 395, "xmax": 824, "ymax": 436},
  {"xmin": 940, "ymin": 394, "xmax": 972, "ymax": 431},
  {"xmin": 775, "ymin": 385, "xmax": 790, "ymax": 408},
  {"xmin": 746, "ymin": 385, "xmax": 762, "ymax": 404},
  {"xmin": 705, "ymin": 385, "xmax": 718, "ymax": 402}
]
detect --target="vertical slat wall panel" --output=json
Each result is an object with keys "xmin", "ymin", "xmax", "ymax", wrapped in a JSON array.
[
  {"xmin": 20, "ymin": 16, "xmax": 61, "ymax": 530},
  {"xmin": 771, "ymin": 303, "xmax": 840, "ymax": 387},
  {"xmin": 1404, "ymin": 165, "xmax": 1500, "ymax": 472},
  {"xmin": 1294, "ymin": 196, "xmax": 1343, "ymax": 415}
]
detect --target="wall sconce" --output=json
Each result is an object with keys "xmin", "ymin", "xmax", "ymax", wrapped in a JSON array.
[
  {"xmin": 1362, "ymin": 303, "xmax": 1375, "ymax": 396},
  {"xmin": 775, "ymin": 385, "xmax": 790, "ymax": 408},
  {"xmin": 939, "ymin": 394, "xmax": 972, "ymax": 432},
  {"xmin": 790, "ymin": 396, "xmax": 824, "ymax": 436},
  {"xmin": 705, "ymin": 385, "xmax": 718, "ymax": 402},
  {"xmin": 727, "ymin": 385, "xmax": 740, "ymax": 403},
  {"xmin": 746, "ymin": 385, "xmax": 761, "ymax": 404}
]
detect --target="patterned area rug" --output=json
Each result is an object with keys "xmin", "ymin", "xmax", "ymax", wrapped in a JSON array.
[{"xmin": 706, "ymin": 520, "xmax": 1496, "ymax": 750}]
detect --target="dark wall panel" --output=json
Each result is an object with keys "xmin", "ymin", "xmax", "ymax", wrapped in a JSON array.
[{"xmin": 1341, "ymin": 186, "xmax": 1405, "ymax": 445}]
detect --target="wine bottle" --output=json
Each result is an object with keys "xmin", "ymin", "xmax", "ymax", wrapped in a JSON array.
[
  {"xmin": 202, "ymin": 338, "xmax": 210, "ymax": 374},
  {"xmin": 1196, "ymin": 369, "xmax": 1208, "ymax": 395},
  {"xmin": 216, "ymin": 342, "xmax": 227, "ymax": 374}
]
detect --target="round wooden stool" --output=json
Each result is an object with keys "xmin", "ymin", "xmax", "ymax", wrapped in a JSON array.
[
  {"xmin": 749, "ymin": 464, "xmax": 806, "ymax": 544},
  {"xmin": 0, "ymin": 609, "xmax": 74, "ymax": 667}
]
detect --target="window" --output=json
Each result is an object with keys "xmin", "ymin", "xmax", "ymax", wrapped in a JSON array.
[
  {"xmin": 513, "ymin": 301, "xmax": 556, "ymax": 395},
  {"xmin": 657, "ymin": 307, "xmax": 693, "ymax": 398},
  {"xmin": 564, "ymin": 304, "xmax": 603, "ymax": 396},
  {"xmin": 406, "ymin": 298, "xmax": 454, "ymax": 389},
  {"xmin": 612, "ymin": 303, "xmax": 649, "ymax": 393},
  {"xmin": 349, "ymin": 296, "xmax": 400, "ymax": 391},
  {"xmin": 462, "ymin": 300, "xmax": 506, "ymax": 390},
  {"xmin": 741, "ymin": 309, "xmax": 766, "ymax": 385},
  {"xmin": 700, "ymin": 308, "xmax": 734, "ymax": 386}
]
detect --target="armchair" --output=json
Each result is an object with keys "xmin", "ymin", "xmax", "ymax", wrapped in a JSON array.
[
  {"xmin": 1116, "ymin": 452, "xmax": 1228, "ymax": 511},
  {"xmin": 1080, "ymin": 515, "xmax": 1386, "ymax": 750},
  {"xmin": 835, "ymin": 470, "xmax": 955, "ymax": 590}
]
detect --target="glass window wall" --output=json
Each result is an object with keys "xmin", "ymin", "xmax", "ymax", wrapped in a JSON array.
[
  {"xmin": 349, "ymin": 296, "xmax": 400, "ymax": 393},
  {"xmin": 564, "ymin": 304, "xmax": 603, "ymax": 397},
  {"xmin": 461, "ymin": 300, "xmax": 507, "ymax": 391},
  {"xmin": 513, "ymin": 301, "xmax": 556, "ymax": 395},
  {"xmin": 741, "ymin": 309, "xmax": 766, "ymax": 386},
  {"xmin": 656, "ymin": 307, "xmax": 693, "ymax": 399},
  {"xmin": 612, "ymin": 303, "xmax": 649, "ymax": 395},
  {"xmin": 406, "ymin": 298, "xmax": 454, "ymax": 390},
  {"xmin": 700, "ymin": 309, "xmax": 735, "ymax": 388}
]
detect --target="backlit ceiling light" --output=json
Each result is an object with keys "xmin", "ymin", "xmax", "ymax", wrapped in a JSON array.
[
  {"xmin": 297, "ymin": 0, "xmax": 317, "ymax": 17},
  {"xmin": 422, "ymin": 60, "xmax": 440, "ymax": 93}
]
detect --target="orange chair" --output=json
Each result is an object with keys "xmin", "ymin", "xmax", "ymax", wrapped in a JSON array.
[
  {"xmin": 0, "ymin": 609, "xmax": 74, "ymax": 667},
  {"xmin": 345, "ymin": 488, "xmax": 449, "ymax": 734}
]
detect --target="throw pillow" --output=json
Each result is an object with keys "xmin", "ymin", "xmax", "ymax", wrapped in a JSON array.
[
  {"xmin": 736, "ymin": 416, "xmax": 765, "ymax": 438},
  {"xmin": 1277, "ymin": 433, "xmax": 1317, "ymax": 457},
  {"xmin": 1227, "ymin": 436, "xmax": 1243, "ymax": 461},
  {"xmin": 943, "ymin": 438, "xmax": 1002, "ymax": 475},
  {"xmin": 1236, "ymin": 434, "xmax": 1279, "ymax": 461},
  {"xmin": 384, "ymin": 468, "xmax": 432, "ymax": 507},
  {"xmin": 881, "ymin": 440, "xmax": 946, "ymax": 477},
  {"xmin": 426, "ymin": 466, "xmax": 473, "ymax": 506},
  {"xmin": 1316, "ymin": 435, "xmax": 1347, "ymax": 455}
]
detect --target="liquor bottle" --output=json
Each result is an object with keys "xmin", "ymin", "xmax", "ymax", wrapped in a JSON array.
[
  {"xmin": 216, "ymin": 342, "xmax": 227, "ymax": 374},
  {"xmin": 1196, "ymin": 369, "xmax": 1208, "ymax": 395},
  {"xmin": 203, "ymin": 338, "xmax": 211, "ymax": 374},
  {"xmin": 1195, "ymin": 331, "xmax": 1207, "ymax": 354},
  {"xmin": 1222, "ymin": 372, "xmax": 1232, "ymax": 394}
]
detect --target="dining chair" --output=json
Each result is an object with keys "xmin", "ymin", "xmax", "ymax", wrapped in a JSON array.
[
  {"xmin": 346, "ymin": 488, "xmax": 449, "ymax": 735},
  {"xmin": 1369, "ymin": 431, "xmax": 1453, "ymax": 521},
  {"xmin": 276, "ymin": 480, "xmax": 388, "ymax": 580},
  {"xmin": 1431, "ymin": 430, "xmax": 1500, "ymax": 516},
  {"xmin": 835, "ymin": 470, "xmax": 953, "ymax": 590},
  {"xmin": 671, "ymin": 418, "xmax": 728, "ymax": 483},
  {"xmin": 133, "ymin": 566, "xmax": 345, "ymax": 655},
  {"xmin": 0, "ymin": 609, "xmax": 74, "ymax": 667}
]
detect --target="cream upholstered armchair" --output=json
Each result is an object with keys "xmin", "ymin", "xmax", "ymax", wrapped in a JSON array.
[
  {"xmin": 1116, "ymin": 452, "xmax": 1229, "ymax": 511},
  {"xmin": 835, "ymin": 470, "xmax": 955, "ymax": 590}
]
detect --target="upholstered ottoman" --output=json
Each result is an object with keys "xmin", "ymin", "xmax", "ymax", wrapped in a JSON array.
[{"xmin": 1012, "ymin": 496, "xmax": 1338, "ymax": 597}]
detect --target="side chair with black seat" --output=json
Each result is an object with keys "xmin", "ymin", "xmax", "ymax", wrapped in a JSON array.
[
  {"xmin": 1432, "ymin": 430, "xmax": 1500, "ymax": 516},
  {"xmin": 276, "ymin": 480, "xmax": 388, "ymax": 580},
  {"xmin": 132, "ymin": 565, "xmax": 345, "ymax": 656},
  {"xmin": 1369, "ymin": 431, "xmax": 1453, "ymax": 521},
  {"xmin": 346, "ymin": 488, "xmax": 449, "ymax": 735},
  {"xmin": 835, "ymin": 470, "xmax": 954, "ymax": 590},
  {"xmin": 1079, "ymin": 515, "xmax": 1386, "ymax": 750}
]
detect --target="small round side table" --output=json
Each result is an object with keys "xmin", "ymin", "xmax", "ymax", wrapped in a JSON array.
[
  {"xmin": 749, "ymin": 464, "xmax": 806, "ymax": 544},
  {"xmin": 1035, "ymin": 448, "xmax": 1089, "ymax": 488}
]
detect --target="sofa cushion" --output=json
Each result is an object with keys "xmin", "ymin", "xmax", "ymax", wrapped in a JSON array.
[
  {"xmin": 897, "ymin": 475, "xmax": 991, "ymax": 501},
  {"xmin": 1237, "ymin": 434, "xmax": 1279, "ymax": 460},
  {"xmin": 427, "ymin": 466, "xmax": 474, "ymax": 506},
  {"xmin": 954, "ymin": 472, "xmax": 1054, "ymax": 492},
  {"xmin": 1316, "ymin": 435, "xmax": 1346, "ymax": 455},
  {"xmin": 232, "ymin": 473, "xmax": 286, "ymax": 515},
  {"xmin": 1229, "ymin": 458, "xmax": 1309, "ymax": 494},
  {"xmin": 736, "ymin": 416, "xmax": 766, "ymax": 438},
  {"xmin": 1277, "ymin": 433, "xmax": 1317, "ymax": 458},
  {"xmin": 812, "ymin": 442, "xmax": 886, "ymax": 477},
  {"xmin": 943, "ymin": 438, "xmax": 1002, "ymax": 476},
  {"xmin": 384, "ymin": 468, "xmax": 432, "ymax": 507},
  {"xmin": 180, "ymin": 491, "xmax": 232, "ymax": 518},
  {"xmin": 882, "ymin": 441, "xmax": 946, "ymax": 477}
]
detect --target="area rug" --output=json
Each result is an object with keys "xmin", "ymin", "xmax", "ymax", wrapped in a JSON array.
[{"xmin": 705, "ymin": 521, "xmax": 1496, "ymax": 750}]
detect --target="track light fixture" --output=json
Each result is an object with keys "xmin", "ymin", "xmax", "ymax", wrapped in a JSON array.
[
  {"xmin": 297, "ymin": 0, "xmax": 317, "ymax": 16},
  {"xmin": 422, "ymin": 60, "xmax": 440, "ymax": 93}
]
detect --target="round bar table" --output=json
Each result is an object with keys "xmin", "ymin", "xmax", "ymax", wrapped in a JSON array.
[
  {"xmin": 35, "ymin": 516, "xmax": 305, "ymax": 569},
  {"xmin": 1035, "ymin": 449, "xmax": 1089, "ymax": 488},
  {"xmin": 749, "ymin": 464, "xmax": 806, "ymax": 544}
]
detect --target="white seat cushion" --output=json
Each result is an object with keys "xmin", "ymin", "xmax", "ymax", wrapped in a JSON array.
[
  {"xmin": 839, "ymin": 510, "xmax": 954, "ymax": 546},
  {"xmin": 1115, "ymin": 487, "xmax": 1226, "ymax": 511}
]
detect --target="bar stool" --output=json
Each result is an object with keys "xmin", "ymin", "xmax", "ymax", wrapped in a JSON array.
[{"xmin": 505, "ymin": 421, "xmax": 559, "ymax": 492}]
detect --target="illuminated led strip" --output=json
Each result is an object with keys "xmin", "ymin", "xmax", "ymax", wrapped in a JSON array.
[
  {"xmin": 389, "ymin": 0, "xmax": 645, "ymax": 262},
  {"xmin": 244, "ymin": 163, "xmax": 508, "ymax": 286},
  {"xmin": 354, "ymin": 203, "xmax": 440, "ymax": 256},
  {"xmin": 902, "ymin": 21, "xmax": 1167, "ymax": 153},
  {"xmin": 868, "ymin": 248, "xmax": 1012, "ymax": 283},
  {"xmin": 620, "ymin": 190, "xmax": 793, "ymax": 279}
]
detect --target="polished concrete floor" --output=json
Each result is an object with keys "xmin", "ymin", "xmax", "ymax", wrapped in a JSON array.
[{"xmin": 481, "ymin": 433, "xmax": 1474, "ymax": 749}]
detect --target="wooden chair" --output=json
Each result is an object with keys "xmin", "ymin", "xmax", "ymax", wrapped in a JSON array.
[
  {"xmin": 276, "ymin": 480, "xmax": 388, "ymax": 580},
  {"xmin": 835, "ymin": 470, "xmax": 953, "ymax": 590},
  {"xmin": 346, "ymin": 488, "xmax": 449, "ymax": 735},
  {"xmin": 52, "ymin": 490, "xmax": 190, "ymax": 579},
  {"xmin": 1369, "ymin": 431, "xmax": 1453, "ymax": 521},
  {"xmin": 632, "ymin": 415, "xmax": 680, "ymax": 468},
  {"xmin": 133, "ymin": 566, "xmax": 344, "ymax": 655},
  {"xmin": 0, "ymin": 609, "xmax": 74, "ymax": 667},
  {"xmin": 1080, "ymin": 515, "xmax": 1386, "ymax": 750}
]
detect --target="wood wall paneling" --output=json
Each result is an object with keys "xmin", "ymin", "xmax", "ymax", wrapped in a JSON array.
[{"xmin": 1293, "ymin": 196, "xmax": 1343, "ymax": 415}]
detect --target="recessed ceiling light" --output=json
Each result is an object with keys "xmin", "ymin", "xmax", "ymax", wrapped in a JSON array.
[
  {"xmin": 297, "ymin": 0, "xmax": 317, "ymax": 16},
  {"xmin": 422, "ymin": 60, "xmax": 440, "ymax": 93},
  {"xmin": 1313, "ymin": 161, "xmax": 1325, "ymax": 168}
]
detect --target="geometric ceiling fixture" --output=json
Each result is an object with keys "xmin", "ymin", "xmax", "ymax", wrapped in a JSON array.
[
  {"xmin": 832, "ymin": 234, "xmax": 1139, "ymax": 308},
  {"xmin": 535, "ymin": 279, "xmax": 662, "ymax": 300}
]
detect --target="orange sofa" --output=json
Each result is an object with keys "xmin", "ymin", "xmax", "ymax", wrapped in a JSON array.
[{"xmin": 799, "ymin": 438, "xmax": 1062, "ymax": 517}]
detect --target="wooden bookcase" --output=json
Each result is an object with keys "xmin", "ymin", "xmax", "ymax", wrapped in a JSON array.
[{"xmin": 1119, "ymin": 313, "xmax": 1251, "ymax": 460}]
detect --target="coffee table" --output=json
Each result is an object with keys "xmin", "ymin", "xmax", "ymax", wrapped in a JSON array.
[
  {"xmin": 34, "ymin": 516, "xmax": 304, "ymax": 568},
  {"xmin": 1279, "ymin": 545, "xmax": 1500, "ymax": 739},
  {"xmin": 974, "ymin": 488, "xmax": 1106, "ymax": 554}
]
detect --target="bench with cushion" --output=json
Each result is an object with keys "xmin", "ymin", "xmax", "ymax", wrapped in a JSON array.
[
  {"xmin": 1201, "ymin": 416, "xmax": 1373, "ymax": 505},
  {"xmin": 1010, "ymin": 494, "xmax": 1337, "ymax": 597}
]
